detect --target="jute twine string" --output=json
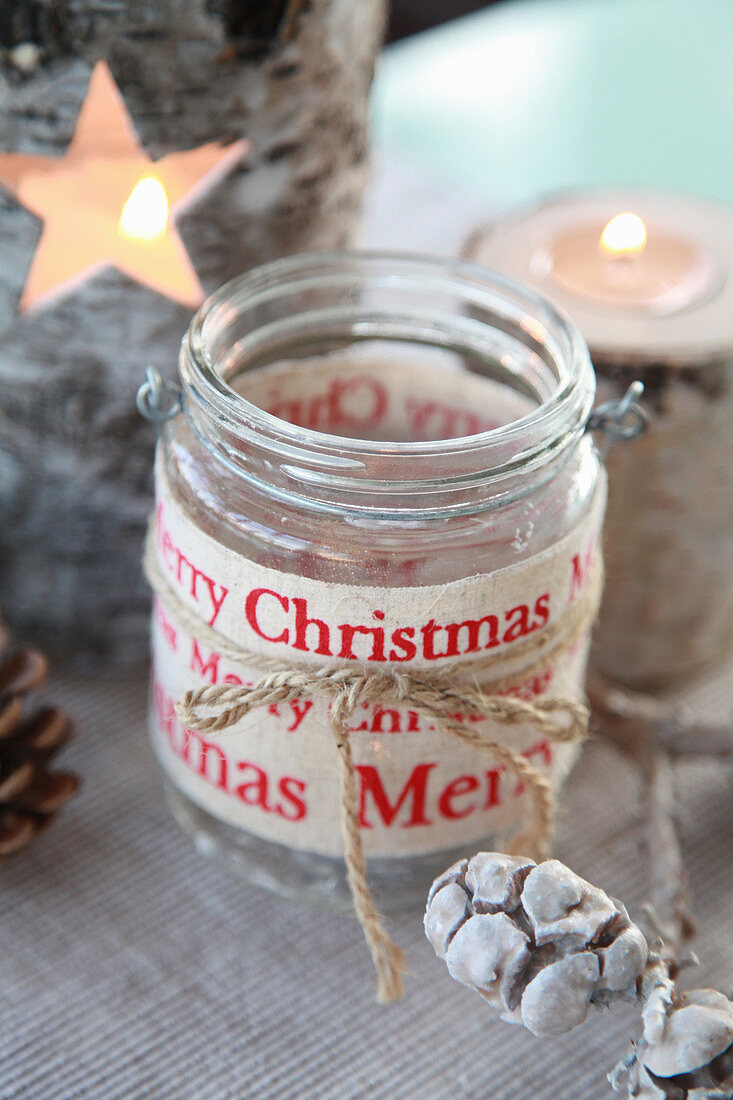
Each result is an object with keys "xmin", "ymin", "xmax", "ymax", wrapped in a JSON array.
[{"xmin": 143, "ymin": 531, "xmax": 602, "ymax": 1004}]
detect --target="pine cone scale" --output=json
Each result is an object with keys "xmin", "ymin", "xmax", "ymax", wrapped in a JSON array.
[
  {"xmin": 0, "ymin": 636, "xmax": 79, "ymax": 864},
  {"xmin": 0, "ymin": 811, "xmax": 36, "ymax": 856},
  {"xmin": 19, "ymin": 709, "xmax": 73, "ymax": 754},
  {"xmin": 17, "ymin": 772, "xmax": 80, "ymax": 815},
  {"xmin": 0, "ymin": 697, "xmax": 23, "ymax": 738},
  {"xmin": 0, "ymin": 759, "xmax": 35, "ymax": 802},
  {"xmin": 0, "ymin": 648, "xmax": 48, "ymax": 695}
]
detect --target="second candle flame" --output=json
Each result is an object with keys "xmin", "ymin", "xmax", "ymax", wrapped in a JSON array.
[{"xmin": 599, "ymin": 212, "xmax": 647, "ymax": 258}]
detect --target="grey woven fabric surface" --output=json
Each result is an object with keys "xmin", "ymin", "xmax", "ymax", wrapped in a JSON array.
[
  {"xmin": 2, "ymin": 157, "xmax": 732, "ymax": 1100},
  {"xmin": 2, "ymin": 664, "xmax": 731, "ymax": 1100}
]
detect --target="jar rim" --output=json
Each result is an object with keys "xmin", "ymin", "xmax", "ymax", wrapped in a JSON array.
[{"xmin": 178, "ymin": 250, "xmax": 596, "ymax": 517}]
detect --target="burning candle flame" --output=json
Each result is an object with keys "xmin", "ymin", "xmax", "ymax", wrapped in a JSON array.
[
  {"xmin": 599, "ymin": 212, "xmax": 647, "ymax": 258},
  {"xmin": 119, "ymin": 176, "xmax": 169, "ymax": 240}
]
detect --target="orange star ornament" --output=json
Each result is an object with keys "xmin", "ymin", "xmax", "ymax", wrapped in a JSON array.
[{"xmin": 0, "ymin": 61, "xmax": 248, "ymax": 312}]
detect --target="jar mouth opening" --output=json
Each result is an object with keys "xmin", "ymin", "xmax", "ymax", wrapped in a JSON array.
[{"xmin": 179, "ymin": 251, "xmax": 595, "ymax": 515}]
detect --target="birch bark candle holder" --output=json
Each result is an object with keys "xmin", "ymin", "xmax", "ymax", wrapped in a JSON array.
[
  {"xmin": 467, "ymin": 192, "xmax": 733, "ymax": 691},
  {"xmin": 0, "ymin": 0, "xmax": 385, "ymax": 666}
]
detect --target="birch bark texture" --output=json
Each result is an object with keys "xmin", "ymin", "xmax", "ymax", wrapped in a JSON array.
[
  {"xmin": 464, "ymin": 194, "xmax": 733, "ymax": 692},
  {"xmin": 0, "ymin": 0, "xmax": 385, "ymax": 666}
]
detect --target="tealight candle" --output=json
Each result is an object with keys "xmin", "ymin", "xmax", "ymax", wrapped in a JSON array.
[
  {"xmin": 534, "ymin": 209, "xmax": 723, "ymax": 314},
  {"xmin": 467, "ymin": 192, "xmax": 733, "ymax": 689}
]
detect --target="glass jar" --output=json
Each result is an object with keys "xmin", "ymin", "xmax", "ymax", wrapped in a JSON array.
[{"xmin": 147, "ymin": 252, "xmax": 603, "ymax": 911}]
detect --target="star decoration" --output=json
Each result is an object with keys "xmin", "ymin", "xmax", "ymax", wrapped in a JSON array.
[{"xmin": 0, "ymin": 61, "xmax": 248, "ymax": 312}]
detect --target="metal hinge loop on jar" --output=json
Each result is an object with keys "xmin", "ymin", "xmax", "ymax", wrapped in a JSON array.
[
  {"xmin": 586, "ymin": 380, "xmax": 648, "ymax": 443},
  {"xmin": 137, "ymin": 367, "xmax": 184, "ymax": 424}
]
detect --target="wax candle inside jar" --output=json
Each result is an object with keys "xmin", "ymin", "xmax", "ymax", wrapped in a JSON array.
[
  {"xmin": 467, "ymin": 192, "xmax": 733, "ymax": 690},
  {"xmin": 147, "ymin": 253, "xmax": 605, "ymax": 915}
]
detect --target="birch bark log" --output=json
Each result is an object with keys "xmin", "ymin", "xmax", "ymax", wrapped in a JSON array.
[{"xmin": 0, "ymin": 0, "xmax": 385, "ymax": 666}]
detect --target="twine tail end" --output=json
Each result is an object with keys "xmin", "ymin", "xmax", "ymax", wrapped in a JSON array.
[{"xmin": 374, "ymin": 940, "xmax": 407, "ymax": 1005}]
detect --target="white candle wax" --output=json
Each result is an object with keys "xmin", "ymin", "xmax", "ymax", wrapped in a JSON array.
[{"xmin": 533, "ymin": 211, "xmax": 723, "ymax": 314}]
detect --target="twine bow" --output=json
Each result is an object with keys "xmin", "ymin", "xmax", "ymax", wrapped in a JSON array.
[{"xmin": 144, "ymin": 529, "xmax": 601, "ymax": 1004}]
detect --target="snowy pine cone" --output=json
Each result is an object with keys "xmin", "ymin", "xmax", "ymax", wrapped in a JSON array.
[
  {"xmin": 627, "ymin": 989, "xmax": 733, "ymax": 1100},
  {"xmin": 424, "ymin": 853, "xmax": 648, "ymax": 1038}
]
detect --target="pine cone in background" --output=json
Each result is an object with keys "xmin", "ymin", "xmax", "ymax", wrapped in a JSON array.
[
  {"xmin": 424, "ymin": 854, "xmax": 648, "ymax": 1037},
  {"xmin": 631, "ymin": 990, "xmax": 733, "ymax": 1100},
  {"xmin": 0, "ymin": 626, "xmax": 79, "ymax": 863}
]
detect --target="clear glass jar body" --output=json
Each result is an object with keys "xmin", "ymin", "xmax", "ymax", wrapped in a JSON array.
[{"xmin": 151, "ymin": 252, "xmax": 600, "ymax": 910}]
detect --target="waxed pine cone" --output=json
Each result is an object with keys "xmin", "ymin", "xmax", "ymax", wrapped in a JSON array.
[
  {"xmin": 425, "ymin": 853, "xmax": 648, "ymax": 1038},
  {"xmin": 0, "ymin": 626, "xmax": 79, "ymax": 863},
  {"xmin": 630, "ymin": 989, "xmax": 733, "ymax": 1100}
]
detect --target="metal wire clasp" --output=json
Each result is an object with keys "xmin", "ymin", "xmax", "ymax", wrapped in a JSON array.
[
  {"xmin": 137, "ymin": 367, "xmax": 183, "ymax": 425},
  {"xmin": 586, "ymin": 380, "xmax": 648, "ymax": 443}
]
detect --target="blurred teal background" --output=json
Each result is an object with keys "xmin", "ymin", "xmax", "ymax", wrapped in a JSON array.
[{"xmin": 373, "ymin": 0, "xmax": 733, "ymax": 206}]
